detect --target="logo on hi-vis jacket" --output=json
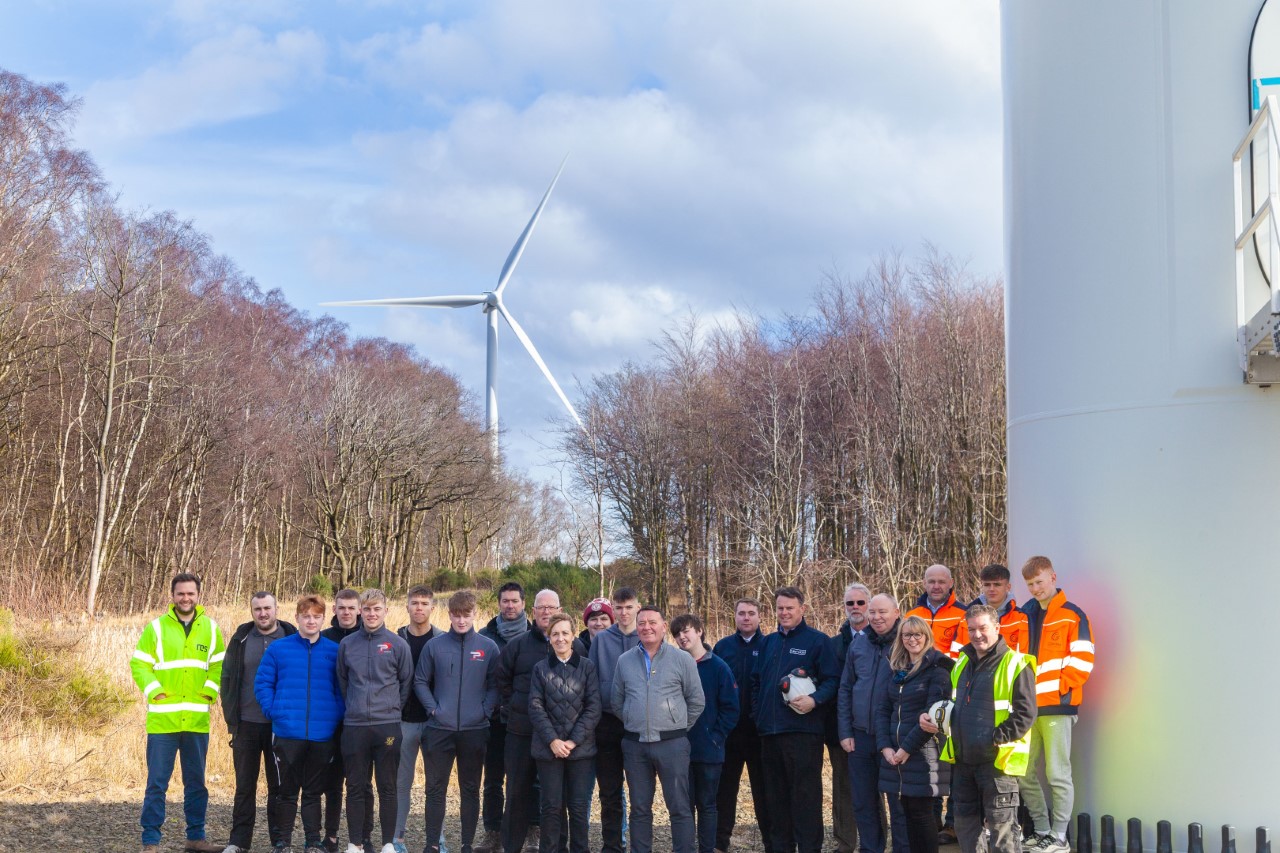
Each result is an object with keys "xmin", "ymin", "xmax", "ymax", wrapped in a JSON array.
[
  {"xmin": 470, "ymin": 649, "xmax": 486, "ymax": 660},
  {"xmin": 377, "ymin": 642, "xmax": 393, "ymax": 653},
  {"xmin": 196, "ymin": 643, "xmax": 208, "ymax": 653}
]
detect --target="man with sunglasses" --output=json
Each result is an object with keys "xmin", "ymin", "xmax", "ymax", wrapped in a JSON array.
[{"xmin": 825, "ymin": 583, "xmax": 871, "ymax": 853}]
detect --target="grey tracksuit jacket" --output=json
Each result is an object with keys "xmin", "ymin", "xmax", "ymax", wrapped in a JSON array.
[
  {"xmin": 413, "ymin": 628, "xmax": 501, "ymax": 731},
  {"xmin": 611, "ymin": 641, "xmax": 705, "ymax": 743},
  {"xmin": 336, "ymin": 625, "xmax": 413, "ymax": 726}
]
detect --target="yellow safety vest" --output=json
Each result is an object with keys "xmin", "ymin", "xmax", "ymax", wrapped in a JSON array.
[
  {"xmin": 130, "ymin": 605, "xmax": 225, "ymax": 734},
  {"xmin": 940, "ymin": 648, "xmax": 1035, "ymax": 776}
]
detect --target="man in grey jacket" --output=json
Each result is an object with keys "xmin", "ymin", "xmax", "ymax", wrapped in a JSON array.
[
  {"xmin": 415, "ymin": 590, "xmax": 501, "ymax": 853},
  {"xmin": 337, "ymin": 589, "xmax": 413, "ymax": 853},
  {"xmin": 611, "ymin": 606, "xmax": 704, "ymax": 853},
  {"xmin": 589, "ymin": 587, "xmax": 640, "ymax": 853}
]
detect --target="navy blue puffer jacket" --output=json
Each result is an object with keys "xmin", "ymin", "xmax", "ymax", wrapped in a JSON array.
[
  {"xmin": 254, "ymin": 633, "xmax": 345, "ymax": 741},
  {"xmin": 873, "ymin": 647, "xmax": 953, "ymax": 798}
]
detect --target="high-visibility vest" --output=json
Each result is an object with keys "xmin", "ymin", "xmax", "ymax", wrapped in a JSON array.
[
  {"xmin": 940, "ymin": 649, "xmax": 1035, "ymax": 776},
  {"xmin": 130, "ymin": 605, "xmax": 226, "ymax": 734}
]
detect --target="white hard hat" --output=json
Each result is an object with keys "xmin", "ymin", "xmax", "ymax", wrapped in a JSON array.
[
  {"xmin": 928, "ymin": 699, "xmax": 954, "ymax": 737},
  {"xmin": 780, "ymin": 667, "xmax": 817, "ymax": 711}
]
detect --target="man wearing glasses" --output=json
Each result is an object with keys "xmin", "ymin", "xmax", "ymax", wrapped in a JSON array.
[
  {"xmin": 495, "ymin": 589, "xmax": 584, "ymax": 853},
  {"xmin": 825, "ymin": 583, "xmax": 871, "ymax": 853},
  {"xmin": 838, "ymin": 594, "xmax": 905, "ymax": 853}
]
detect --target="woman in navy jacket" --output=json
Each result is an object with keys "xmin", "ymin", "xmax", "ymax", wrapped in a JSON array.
[
  {"xmin": 873, "ymin": 615, "xmax": 954, "ymax": 853},
  {"xmin": 528, "ymin": 613, "xmax": 602, "ymax": 853}
]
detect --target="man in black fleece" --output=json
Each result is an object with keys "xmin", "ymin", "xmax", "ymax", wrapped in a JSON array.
[
  {"xmin": 921, "ymin": 605, "xmax": 1037, "ymax": 853},
  {"xmin": 495, "ymin": 589, "xmax": 585, "ymax": 853}
]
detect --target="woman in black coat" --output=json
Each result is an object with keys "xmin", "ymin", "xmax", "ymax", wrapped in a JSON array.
[
  {"xmin": 874, "ymin": 614, "xmax": 955, "ymax": 853},
  {"xmin": 528, "ymin": 612, "xmax": 602, "ymax": 853}
]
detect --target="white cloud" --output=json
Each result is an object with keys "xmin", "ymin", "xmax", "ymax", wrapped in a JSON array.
[{"xmin": 78, "ymin": 26, "xmax": 326, "ymax": 144}]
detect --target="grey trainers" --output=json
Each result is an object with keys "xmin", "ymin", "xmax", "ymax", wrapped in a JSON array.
[{"xmin": 523, "ymin": 826, "xmax": 540, "ymax": 853}]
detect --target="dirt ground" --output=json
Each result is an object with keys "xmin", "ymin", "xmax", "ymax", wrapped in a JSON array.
[{"xmin": 0, "ymin": 791, "xmax": 773, "ymax": 853}]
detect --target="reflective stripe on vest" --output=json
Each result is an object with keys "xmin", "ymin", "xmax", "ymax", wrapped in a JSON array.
[{"xmin": 940, "ymin": 649, "xmax": 1036, "ymax": 776}]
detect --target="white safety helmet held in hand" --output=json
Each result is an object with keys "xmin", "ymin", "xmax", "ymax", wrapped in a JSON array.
[
  {"xmin": 928, "ymin": 699, "xmax": 954, "ymax": 737},
  {"xmin": 780, "ymin": 667, "xmax": 817, "ymax": 711}
]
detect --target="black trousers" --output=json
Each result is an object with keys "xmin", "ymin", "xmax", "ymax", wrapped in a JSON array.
[
  {"xmin": 760, "ymin": 732, "xmax": 825, "ymax": 853},
  {"xmin": 424, "ymin": 727, "xmax": 488, "ymax": 851},
  {"xmin": 536, "ymin": 757, "xmax": 595, "ymax": 853},
  {"xmin": 900, "ymin": 795, "xmax": 939, "ymax": 853},
  {"xmin": 342, "ymin": 722, "xmax": 401, "ymax": 847},
  {"xmin": 595, "ymin": 713, "xmax": 627, "ymax": 853},
  {"xmin": 324, "ymin": 728, "xmax": 369, "ymax": 843},
  {"xmin": 230, "ymin": 720, "xmax": 283, "ymax": 848},
  {"xmin": 483, "ymin": 718, "xmax": 508, "ymax": 832},
  {"xmin": 502, "ymin": 732, "xmax": 538, "ymax": 853},
  {"xmin": 272, "ymin": 737, "xmax": 337, "ymax": 846},
  {"xmin": 717, "ymin": 724, "xmax": 774, "ymax": 852}
]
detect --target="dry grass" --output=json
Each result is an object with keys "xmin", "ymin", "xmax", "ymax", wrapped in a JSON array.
[
  {"xmin": 0, "ymin": 601, "xmax": 452, "ymax": 802},
  {"xmin": 0, "ymin": 599, "xmax": 843, "ymax": 853}
]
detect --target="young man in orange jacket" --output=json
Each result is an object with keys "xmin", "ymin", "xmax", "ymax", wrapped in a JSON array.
[
  {"xmin": 1019, "ymin": 556, "xmax": 1095, "ymax": 853},
  {"xmin": 971, "ymin": 564, "xmax": 1029, "ymax": 653}
]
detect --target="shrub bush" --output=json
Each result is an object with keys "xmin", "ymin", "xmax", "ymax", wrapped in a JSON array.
[{"xmin": 502, "ymin": 558, "xmax": 598, "ymax": 615}]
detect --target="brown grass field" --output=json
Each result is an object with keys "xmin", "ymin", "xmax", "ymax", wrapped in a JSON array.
[{"xmin": 0, "ymin": 602, "xmax": 852, "ymax": 852}]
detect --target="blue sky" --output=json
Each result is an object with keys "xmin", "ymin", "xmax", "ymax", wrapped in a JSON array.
[{"xmin": 2, "ymin": 0, "xmax": 1003, "ymax": 478}]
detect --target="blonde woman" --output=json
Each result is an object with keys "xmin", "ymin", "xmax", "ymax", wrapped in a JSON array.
[{"xmin": 873, "ymin": 614, "xmax": 953, "ymax": 853}]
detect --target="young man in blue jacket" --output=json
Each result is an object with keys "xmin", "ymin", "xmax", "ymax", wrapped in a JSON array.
[
  {"xmin": 751, "ymin": 586, "xmax": 840, "ymax": 853},
  {"xmin": 672, "ymin": 613, "xmax": 739, "ymax": 853},
  {"xmin": 255, "ymin": 595, "xmax": 345, "ymax": 853},
  {"xmin": 414, "ymin": 590, "xmax": 501, "ymax": 853}
]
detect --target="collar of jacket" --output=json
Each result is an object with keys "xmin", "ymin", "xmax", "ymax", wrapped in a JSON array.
[
  {"xmin": 398, "ymin": 624, "xmax": 438, "ymax": 641},
  {"xmin": 1024, "ymin": 589, "xmax": 1066, "ymax": 614},
  {"xmin": 957, "ymin": 636, "xmax": 1010, "ymax": 668},
  {"xmin": 166, "ymin": 603, "xmax": 205, "ymax": 624},
  {"xmin": 546, "ymin": 648, "xmax": 583, "ymax": 667},
  {"xmin": 777, "ymin": 617, "xmax": 811, "ymax": 637},
  {"xmin": 329, "ymin": 614, "xmax": 362, "ymax": 635},
  {"xmin": 448, "ymin": 627, "xmax": 475, "ymax": 642},
  {"xmin": 871, "ymin": 619, "xmax": 900, "ymax": 647},
  {"xmin": 233, "ymin": 620, "xmax": 297, "ymax": 643},
  {"xmin": 901, "ymin": 647, "xmax": 952, "ymax": 680},
  {"xmin": 915, "ymin": 590, "xmax": 959, "ymax": 612}
]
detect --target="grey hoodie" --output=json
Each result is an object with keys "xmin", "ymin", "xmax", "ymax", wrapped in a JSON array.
[
  {"xmin": 611, "ymin": 641, "xmax": 704, "ymax": 743},
  {"xmin": 337, "ymin": 625, "xmax": 413, "ymax": 726},
  {"xmin": 414, "ymin": 628, "xmax": 501, "ymax": 731},
  {"xmin": 589, "ymin": 622, "xmax": 641, "ymax": 715}
]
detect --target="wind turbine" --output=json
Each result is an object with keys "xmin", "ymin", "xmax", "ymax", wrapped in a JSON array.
[{"xmin": 323, "ymin": 161, "xmax": 582, "ymax": 456}]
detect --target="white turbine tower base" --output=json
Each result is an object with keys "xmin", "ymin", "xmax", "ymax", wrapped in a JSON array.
[{"xmin": 323, "ymin": 161, "xmax": 582, "ymax": 456}]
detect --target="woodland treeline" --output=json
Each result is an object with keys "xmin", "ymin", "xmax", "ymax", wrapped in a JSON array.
[
  {"xmin": 0, "ymin": 69, "xmax": 1006, "ymax": 618},
  {"xmin": 0, "ymin": 72, "xmax": 576, "ymax": 613},
  {"xmin": 559, "ymin": 256, "xmax": 1006, "ymax": 616}
]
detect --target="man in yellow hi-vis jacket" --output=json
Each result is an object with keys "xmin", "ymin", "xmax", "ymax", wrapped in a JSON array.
[
  {"xmin": 130, "ymin": 572, "xmax": 227, "ymax": 853},
  {"xmin": 921, "ymin": 604, "xmax": 1036, "ymax": 853}
]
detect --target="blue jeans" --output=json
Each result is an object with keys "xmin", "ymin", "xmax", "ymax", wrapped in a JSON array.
[
  {"xmin": 689, "ymin": 762, "xmax": 722, "ymax": 853},
  {"xmin": 141, "ymin": 731, "xmax": 210, "ymax": 846}
]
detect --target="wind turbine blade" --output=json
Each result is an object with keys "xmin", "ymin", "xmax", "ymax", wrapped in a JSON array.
[
  {"xmin": 494, "ymin": 155, "xmax": 568, "ymax": 296},
  {"xmin": 323, "ymin": 295, "xmax": 487, "ymax": 308},
  {"xmin": 495, "ymin": 301, "xmax": 583, "ymax": 427}
]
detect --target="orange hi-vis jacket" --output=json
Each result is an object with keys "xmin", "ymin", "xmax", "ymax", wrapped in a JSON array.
[
  {"xmin": 970, "ymin": 596, "xmax": 1030, "ymax": 653},
  {"xmin": 1020, "ymin": 588, "xmax": 1094, "ymax": 715},
  {"xmin": 906, "ymin": 591, "xmax": 968, "ymax": 660}
]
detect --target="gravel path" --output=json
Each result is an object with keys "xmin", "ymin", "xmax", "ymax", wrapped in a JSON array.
[{"xmin": 0, "ymin": 794, "xmax": 773, "ymax": 853}]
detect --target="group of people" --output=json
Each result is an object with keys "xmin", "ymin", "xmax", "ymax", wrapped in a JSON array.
[{"xmin": 129, "ymin": 555, "xmax": 1093, "ymax": 853}]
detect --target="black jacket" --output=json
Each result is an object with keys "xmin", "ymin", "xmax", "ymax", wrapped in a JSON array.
[
  {"xmin": 528, "ymin": 650, "xmax": 602, "ymax": 761},
  {"xmin": 495, "ymin": 622, "xmax": 587, "ymax": 737},
  {"xmin": 713, "ymin": 630, "xmax": 764, "ymax": 738},
  {"xmin": 948, "ymin": 638, "xmax": 1038, "ymax": 767},
  {"xmin": 321, "ymin": 615, "xmax": 361, "ymax": 643},
  {"xmin": 220, "ymin": 619, "xmax": 297, "ymax": 731},
  {"xmin": 874, "ymin": 648, "xmax": 953, "ymax": 797}
]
